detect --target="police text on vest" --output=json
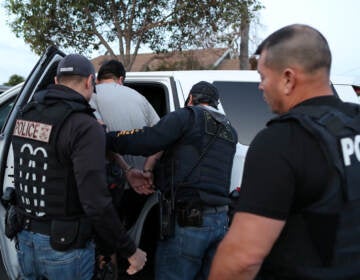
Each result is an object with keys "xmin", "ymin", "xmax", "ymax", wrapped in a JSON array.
[
  {"xmin": 13, "ymin": 119, "xmax": 52, "ymax": 143},
  {"xmin": 340, "ymin": 136, "xmax": 360, "ymax": 166}
]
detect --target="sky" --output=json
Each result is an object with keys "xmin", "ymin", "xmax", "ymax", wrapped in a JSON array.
[{"xmin": 0, "ymin": 0, "xmax": 360, "ymax": 85}]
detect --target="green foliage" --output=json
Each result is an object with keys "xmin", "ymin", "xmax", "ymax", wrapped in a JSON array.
[
  {"xmin": 162, "ymin": 0, "xmax": 264, "ymax": 51},
  {"xmin": 4, "ymin": 0, "xmax": 263, "ymax": 70},
  {"xmin": 4, "ymin": 74, "xmax": 24, "ymax": 86}
]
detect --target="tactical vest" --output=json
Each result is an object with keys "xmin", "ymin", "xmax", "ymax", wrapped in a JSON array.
[
  {"xmin": 259, "ymin": 103, "xmax": 360, "ymax": 279},
  {"xmin": 158, "ymin": 106, "xmax": 237, "ymax": 206},
  {"xmin": 12, "ymin": 93, "xmax": 94, "ymax": 219}
]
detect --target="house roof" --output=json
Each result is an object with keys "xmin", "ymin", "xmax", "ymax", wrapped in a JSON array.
[{"xmin": 91, "ymin": 48, "xmax": 240, "ymax": 72}]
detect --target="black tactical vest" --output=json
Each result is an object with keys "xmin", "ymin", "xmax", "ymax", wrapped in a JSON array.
[
  {"xmin": 12, "ymin": 91, "xmax": 94, "ymax": 219},
  {"xmin": 259, "ymin": 103, "xmax": 360, "ymax": 279},
  {"xmin": 159, "ymin": 106, "xmax": 237, "ymax": 206}
]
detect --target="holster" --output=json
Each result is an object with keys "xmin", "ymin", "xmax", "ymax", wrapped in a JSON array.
[
  {"xmin": 176, "ymin": 202, "xmax": 203, "ymax": 227},
  {"xmin": 3, "ymin": 187, "xmax": 22, "ymax": 240},
  {"xmin": 5, "ymin": 205, "xmax": 24, "ymax": 240},
  {"xmin": 158, "ymin": 192, "xmax": 175, "ymax": 240}
]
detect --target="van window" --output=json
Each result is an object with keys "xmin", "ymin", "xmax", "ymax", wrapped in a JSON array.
[
  {"xmin": 214, "ymin": 81, "xmax": 275, "ymax": 145},
  {"xmin": 125, "ymin": 82, "xmax": 168, "ymax": 118}
]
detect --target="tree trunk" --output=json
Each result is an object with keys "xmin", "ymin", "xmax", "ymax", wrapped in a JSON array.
[{"xmin": 239, "ymin": 7, "xmax": 250, "ymax": 70}]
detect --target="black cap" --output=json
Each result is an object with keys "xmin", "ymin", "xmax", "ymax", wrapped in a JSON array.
[
  {"xmin": 57, "ymin": 54, "xmax": 95, "ymax": 77},
  {"xmin": 190, "ymin": 81, "xmax": 219, "ymax": 107},
  {"xmin": 97, "ymin": 59, "xmax": 126, "ymax": 80}
]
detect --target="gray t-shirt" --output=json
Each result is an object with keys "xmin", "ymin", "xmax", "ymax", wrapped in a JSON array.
[{"xmin": 90, "ymin": 82, "xmax": 160, "ymax": 169}]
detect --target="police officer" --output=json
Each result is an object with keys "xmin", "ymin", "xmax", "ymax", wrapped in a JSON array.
[
  {"xmin": 106, "ymin": 81, "xmax": 238, "ymax": 280},
  {"xmin": 11, "ymin": 54, "xmax": 146, "ymax": 280},
  {"xmin": 209, "ymin": 24, "xmax": 360, "ymax": 280}
]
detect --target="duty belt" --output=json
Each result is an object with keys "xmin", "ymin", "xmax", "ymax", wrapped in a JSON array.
[
  {"xmin": 23, "ymin": 218, "xmax": 51, "ymax": 235},
  {"xmin": 203, "ymin": 205, "xmax": 228, "ymax": 214}
]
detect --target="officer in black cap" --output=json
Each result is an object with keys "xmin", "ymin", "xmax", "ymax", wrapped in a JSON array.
[
  {"xmin": 106, "ymin": 81, "xmax": 238, "ymax": 280},
  {"xmin": 184, "ymin": 81, "xmax": 219, "ymax": 108},
  {"xmin": 11, "ymin": 54, "xmax": 146, "ymax": 279}
]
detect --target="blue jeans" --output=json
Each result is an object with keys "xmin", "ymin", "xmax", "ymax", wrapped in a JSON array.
[
  {"xmin": 17, "ymin": 230, "xmax": 95, "ymax": 280},
  {"xmin": 155, "ymin": 210, "xmax": 228, "ymax": 280}
]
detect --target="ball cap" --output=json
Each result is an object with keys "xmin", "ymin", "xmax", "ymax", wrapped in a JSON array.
[
  {"xmin": 57, "ymin": 54, "xmax": 95, "ymax": 77},
  {"xmin": 190, "ymin": 81, "xmax": 219, "ymax": 104}
]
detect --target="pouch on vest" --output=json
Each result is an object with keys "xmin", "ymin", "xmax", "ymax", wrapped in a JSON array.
[{"xmin": 50, "ymin": 219, "xmax": 79, "ymax": 251}]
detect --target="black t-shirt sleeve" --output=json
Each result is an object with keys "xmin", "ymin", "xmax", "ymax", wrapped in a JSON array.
[
  {"xmin": 234, "ymin": 125, "xmax": 296, "ymax": 220},
  {"xmin": 58, "ymin": 113, "xmax": 136, "ymax": 257}
]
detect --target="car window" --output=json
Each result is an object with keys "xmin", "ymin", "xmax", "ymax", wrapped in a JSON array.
[
  {"xmin": 0, "ymin": 96, "xmax": 17, "ymax": 131},
  {"xmin": 214, "ymin": 81, "xmax": 275, "ymax": 145}
]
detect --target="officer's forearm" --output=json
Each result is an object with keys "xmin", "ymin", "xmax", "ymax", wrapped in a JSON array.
[
  {"xmin": 108, "ymin": 151, "xmax": 132, "ymax": 171},
  {"xmin": 76, "ymin": 169, "xmax": 136, "ymax": 258},
  {"xmin": 209, "ymin": 239, "xmax": 261, "ymax": 280},
  {"xmin": 106, "ymin": 132, "xmax": 129, "ymax": 154},
  {"xmin": 106, "ymin": 131, "xmax": 163, "ymax": 156},
  {"xmin": 143, "ymin": 151, "xmax": 163, "ymax": 172},
  {"xmin": 90, "ymin": 202, "xmax": 137, "ymax": 258}
]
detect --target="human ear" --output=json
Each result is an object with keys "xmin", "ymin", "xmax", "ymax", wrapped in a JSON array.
[
  {"xmin": 87, "ymin": 75, "xmax": 93, "ymax": 90},
  {"xmin": 283, "ymin": 68, "xmax": 296, "ymax": 95},
  {"xmin": 188, "ymin": 94, "xmax": 194, "ymax": 106}
]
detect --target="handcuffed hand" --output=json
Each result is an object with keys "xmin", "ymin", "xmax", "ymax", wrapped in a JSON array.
[
  {"xmin": 142, "ymin": 169, "xmax": 154, "ymax": 186},
  {"xmin": 127, "ymin": 248, "xmax": 147, "ymax": 275},
  {"xmin": 126, "ymin": 168, "xmax": 154, "ymax": 195}
]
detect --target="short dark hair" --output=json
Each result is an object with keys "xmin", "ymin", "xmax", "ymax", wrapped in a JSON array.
[
  {"xmin": 255, "ymin": 24, "xmax": 331, "ymax": 74},
  {"xmin": 97, "ymin": 59, "xmax": 126, "ymax": 81}
]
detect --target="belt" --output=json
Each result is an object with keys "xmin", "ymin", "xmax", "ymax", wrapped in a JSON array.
[
  {"xmin": 203, "ymin": 205, "xmax": 228, "ymax": 214},
  {"xmin": 23, "ymin": 218, "xmax": 51, "ymax": 235}
]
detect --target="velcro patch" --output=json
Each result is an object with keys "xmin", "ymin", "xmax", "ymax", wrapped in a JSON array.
[
  {"xmin": 13, "ymin": 119, "xmax": 52, "ymax": 143},
  {"xmin": 116, "ymin": 129, "xmax": 141, "ymax": 136}
]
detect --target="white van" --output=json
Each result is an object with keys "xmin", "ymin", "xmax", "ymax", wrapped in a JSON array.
[{"xmin": 0, "ymin": 47, "xmax": 359, "ymax": 279}]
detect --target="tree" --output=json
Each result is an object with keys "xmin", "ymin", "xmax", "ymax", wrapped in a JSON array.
[
  {"xmin": 4, "ymin": 74, "xmax": 24, "ymax": 86},
  {"xmin": 239, "ymin": 4, "xmax": 251, "ymax": 69},
  {"xmin": 211, "ymin": 0, "xmax": 263, "ymax": 70},
  {"xmin": 5, "ymin": 0, "xmax": 263, "ymax": 70}
]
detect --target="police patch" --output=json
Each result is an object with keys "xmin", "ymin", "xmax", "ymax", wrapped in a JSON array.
[{"xmin": 13, "ymin": 119, "xmax": 52, "ymax": 143}]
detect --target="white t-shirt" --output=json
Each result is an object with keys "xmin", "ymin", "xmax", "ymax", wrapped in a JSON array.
[{"xmin": 90, "ymin": 82, "xmax": 160, "ymax": 169}]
